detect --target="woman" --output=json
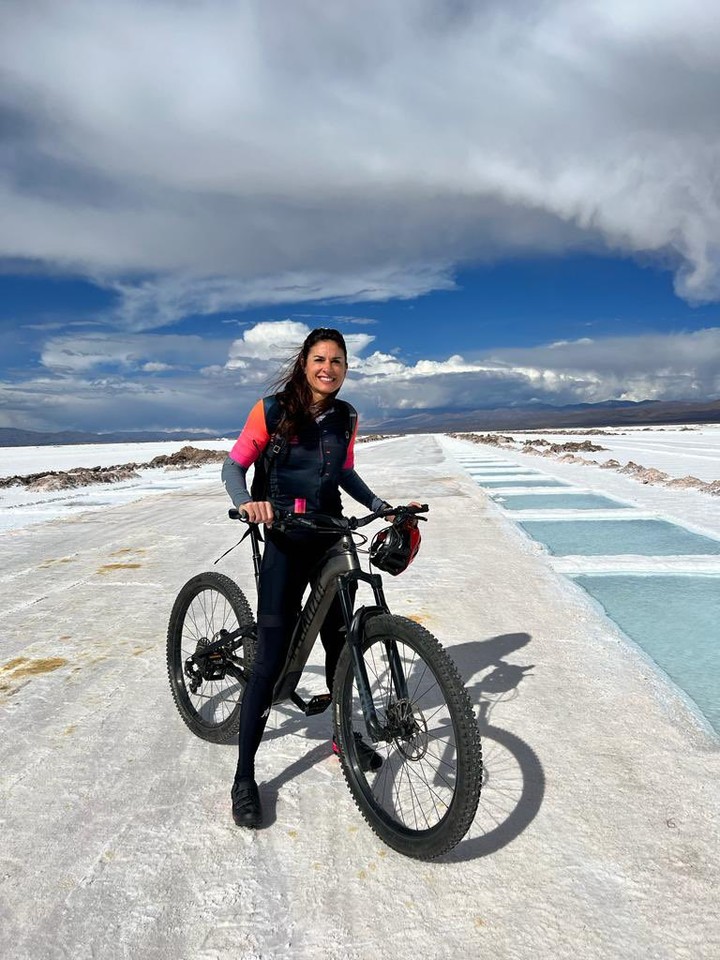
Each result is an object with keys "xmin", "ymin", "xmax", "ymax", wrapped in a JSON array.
[{"xmin": 222, "ymin": 328, "xmax": 389, "ymax": 828}]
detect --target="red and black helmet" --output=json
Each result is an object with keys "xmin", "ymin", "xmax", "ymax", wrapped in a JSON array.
[{"xmin": 369, "ymin": 516, "xmax": 422, "ymax": 576}]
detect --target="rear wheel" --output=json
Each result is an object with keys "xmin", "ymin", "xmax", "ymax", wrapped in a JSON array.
[
  {"xmin": 167, "ymin": 572, "xmax": 255, "ymax": 743},
  {"xmin": 332, "ymin": 614, "xmax": 482, "ymax": 860}
]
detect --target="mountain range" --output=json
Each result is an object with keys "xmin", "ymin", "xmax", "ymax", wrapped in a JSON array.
[
  {"xmin": 1, "ymin": 397, "xmax": 719, "ymax": 447},
  {"xmin": 0, "ymin": 427, "xmax": 229, "ymax": 448},
  {"xmin": 365, "ymin": 397, "xmax": 720, "ymax": 433}
]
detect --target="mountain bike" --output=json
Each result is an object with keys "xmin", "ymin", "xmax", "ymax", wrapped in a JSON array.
[{"xmin": 166, "ymin": 504, "xmax": 483, "ymax": 860}]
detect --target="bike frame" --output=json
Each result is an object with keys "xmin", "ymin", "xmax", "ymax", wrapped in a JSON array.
[{"xmin": 239, "ymin": 518, "xmax": 405, "ymax": 743}]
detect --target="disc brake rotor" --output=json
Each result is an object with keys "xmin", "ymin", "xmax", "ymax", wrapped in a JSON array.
[{"xmin": 386, "ymin": 698, "xmax": 429, "ymax": 760}]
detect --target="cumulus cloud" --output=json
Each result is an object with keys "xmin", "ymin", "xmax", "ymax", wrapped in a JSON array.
[
  {"xmin": 485, "ymin": 327, "xmax": 720, "ymax": 403},
  {"xmin": 226, "ymin": 320, "xmax": 374, "ymax": 368},
  {"xmin": 349, "ymin": 327, "xmax": 720, "ymax": 417},
  {"xmin": 2, "ymin": 320, "xmax": 717, "ymax": 432},
  {"xmin": 2, "ymin": 0, "xmax": 720, "ymax": 319}
]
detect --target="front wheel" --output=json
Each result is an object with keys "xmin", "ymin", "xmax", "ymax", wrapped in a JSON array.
[
  {"xmin": 167, "ymin": 572, "xmax": 256, "ymax": 743},
  {"xmin": 332, "ymin": 614, "xmax": 482, "ymax": 860}
]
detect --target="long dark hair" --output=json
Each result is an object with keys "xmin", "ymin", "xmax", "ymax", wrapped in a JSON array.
[{"xmin": 272, "ymin": 328, "xmax": 348, "ymax": 438}]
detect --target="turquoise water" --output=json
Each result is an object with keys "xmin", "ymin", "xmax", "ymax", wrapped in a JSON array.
[
  {"xmin": 519, "ymin": 519, "xmax": 720, "ymax": 556},
  {"xmin": 469, "ymin": 468, "xmax": 537, "ymax": 475},
  {"xmin": 467, "ymin": 463, "xmax": 533, "ymax": 469},
  {"xmin": 468, "ymin": 469, "xmax": 535, "ymax": 475},
  {"xmin": 493, "ymin": 493, "xmax": 631, "ymax": 511},
  {"xmin": 476, "ymin": 477, "xmax": 569, "ymax": 488},
  {"xmin": 460, "ymin": 452, "xmax": 720, "ymax": 733},
  {"xmin": 575, "ymin": 575, "xmax": 720, "ymax": 733}
]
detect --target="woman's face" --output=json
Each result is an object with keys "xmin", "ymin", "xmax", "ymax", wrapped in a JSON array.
[{"xmin": 303, "ymin": 339, "xmax": 348, "ymax": 402}]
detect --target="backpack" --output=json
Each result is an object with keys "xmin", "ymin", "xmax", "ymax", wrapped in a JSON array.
[{"xmin": 250, "ymin": 395, "xmax": 358, "ymax": 502}]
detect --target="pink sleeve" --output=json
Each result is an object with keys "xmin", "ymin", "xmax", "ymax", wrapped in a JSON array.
[
  {"xmin": 228, "ymin": 399, "xmax": 269, "ymax": 468},
  {"xmin": 343, "ymin": 417, "xmax": 357, "ymax": 470}
]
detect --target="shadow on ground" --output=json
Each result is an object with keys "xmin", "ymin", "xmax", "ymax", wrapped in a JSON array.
[
  {"xmin": 441, "ymin": 633, "xmax": 545, "ymax": 862},
  {"xmin": 229, "ymin": 632, "xmax": 545, "ymax": 859}
]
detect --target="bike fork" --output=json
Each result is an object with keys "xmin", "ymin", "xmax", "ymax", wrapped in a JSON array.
[{"xmin": 338, "ymin": 571, "xmax": 405, "ymax": 744}]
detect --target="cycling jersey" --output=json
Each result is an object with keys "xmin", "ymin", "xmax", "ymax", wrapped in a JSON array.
[{"xmin": 222, "ymin": 395, "xmax": 383, "ymax": 516}]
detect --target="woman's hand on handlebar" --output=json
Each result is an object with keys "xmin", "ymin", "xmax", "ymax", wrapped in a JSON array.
[
  {"xmin": 239, "ymin": 500, "xmax": 274, "ymax": 525},
  {"xmin": 386, "ymin": 500, "xmax": 424, "ymax": 522}
]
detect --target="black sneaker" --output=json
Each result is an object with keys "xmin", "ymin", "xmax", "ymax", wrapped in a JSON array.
[
  {"xmin": 332, "ymin": 732, "xmax": 383, "ymax": 773},
  {"xmin": 231, "ymin": 778, "xmax": 262, "ymax": 828}
]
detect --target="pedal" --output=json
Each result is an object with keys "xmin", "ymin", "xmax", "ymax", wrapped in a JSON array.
[{"xmin": 300, "ymin": 693, "xmax": 333, "ymax": 716}]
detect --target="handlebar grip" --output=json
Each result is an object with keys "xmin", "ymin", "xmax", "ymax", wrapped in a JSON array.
[{"xmin": 228, "ymin": 508, "xmax": 249, "ymax": 521}]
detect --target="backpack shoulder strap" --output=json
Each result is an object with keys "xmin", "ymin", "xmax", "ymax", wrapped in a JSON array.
[
  {"xmin": 261, "ymin": 394, "xmax": 286, "ymax": 463},
  {"xmin": 262, "ymin": 394, "xmax": 282, "ymax": 434},
  {"xmin": 250, "ymin": 396, "xmax": 285, "ymax": 501},
  {"xmin": 336, "ymin": 399, "xmax": 357, "ymax": 442}
]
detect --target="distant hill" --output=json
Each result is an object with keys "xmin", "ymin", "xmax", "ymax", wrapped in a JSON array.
[
  {"xmin": 3, "ymin": 396, "xmax": 719, "ymax": 447},
  {"xmin": 0, "ymin": 427, "xmax": 234, "ymax": 448},
  {"xmin": 367, "ymin": 397, "xmax": 720, "ymax": 433}
]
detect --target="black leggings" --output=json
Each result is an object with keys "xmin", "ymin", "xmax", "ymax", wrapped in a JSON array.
[{"xmin": 235, "ymin": 529, "xmax": 350, "ymax": 781}]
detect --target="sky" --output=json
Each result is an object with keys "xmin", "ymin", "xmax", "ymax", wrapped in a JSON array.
[{"xmin": 1, "ymin": 0, "xmax": 720, "ymax": 434}]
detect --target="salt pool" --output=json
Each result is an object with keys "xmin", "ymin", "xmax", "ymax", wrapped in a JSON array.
[
  {"xmin": 466, "ymin": 463, "xmax": 535, "ymax": 469},
  {"xmin": 456, "ymin": 446, "xmax": 720, "ymax": 734},
  {"xmin": 574, "ymin": 574, "xmax": 720, "ymax": 734},
  {"xmin": 493, "ymin": 493, "xmax": 632, "ymax": 511},
  {"xmin": 469, "ymin": 468, "xmax": 538, "ymax": 475},
  {"xmin": 519, "ymin": 518, "xmax": 720, "ymax": 556},
  {"xmin": 475, "ymin": 477, "xmax": 569, "ymax": 488}
]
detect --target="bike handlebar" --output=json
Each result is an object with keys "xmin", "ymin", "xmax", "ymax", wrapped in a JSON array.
[{"xmin": 228, "ymin": 503, "xmax": 429, "ymax": 531}]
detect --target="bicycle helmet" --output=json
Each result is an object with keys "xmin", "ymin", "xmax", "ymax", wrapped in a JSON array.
[{"xmin": 369, "ymin": 516, "xmax": 421, "ymax": 576}]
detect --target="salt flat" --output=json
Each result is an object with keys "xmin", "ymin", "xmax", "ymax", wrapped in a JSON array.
[
  {"xmin": 459, "ymin": 424, "xmax": 720, "ymax": 541},
  {"xmin": 0, "ymin": 440, "xmax": 230, "ymax": 534},
  {"xmin": 0, "ymin": 439, "xmax": 232, "ymax": 477},
  {"xmin": 507, "ymin": 424, "xmax": 720, "ymax": 482},
  {"xmin": 1, "ymin": 434, "xmax": 718, "ymax": 960}
]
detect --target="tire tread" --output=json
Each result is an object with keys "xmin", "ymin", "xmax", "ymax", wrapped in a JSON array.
[
  {"xmin": 166, "ymin": 571, "xmax": 255, "ymax": 743},
  {"xmin": 333, "ymin": 613, "xmax": 482, "ymax": 860}
]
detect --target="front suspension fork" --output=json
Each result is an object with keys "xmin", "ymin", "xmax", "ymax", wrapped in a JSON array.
[{"xmin": 337, "ymin": 571, "xmax": 407, "ymax": 743}]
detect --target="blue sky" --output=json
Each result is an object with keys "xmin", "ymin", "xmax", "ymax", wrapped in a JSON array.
[{"xmin": 2, "ymin": 1, "xmax": 720, "ymax": 433}]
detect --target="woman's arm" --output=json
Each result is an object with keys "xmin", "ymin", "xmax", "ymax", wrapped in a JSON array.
[
  {"xmin": 339, "ymin": 411, "xmax": 388, "ymax": 513},
  {"xmin": 339, "ymin": 467, "xmax": 388, "ymax": 514},
  {"xmin": 340, "ymin": 467, "xmax": 422, "ymax": 519},
  {"xmin": 222, "ymin": 399, "xmax": 275, "ymax": 523},
  {"xmin": 221, "ymin": 456, "xmax": 252, "ymax": 507}
]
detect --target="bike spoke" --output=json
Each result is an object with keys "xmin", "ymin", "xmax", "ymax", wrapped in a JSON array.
[
  {"xmin": 344, "ymin": 634, "xmax": 466, "ymax": 834},
  {"xmin": 182, "ymin": 589, "xmax": 243, "ymax": 723}
]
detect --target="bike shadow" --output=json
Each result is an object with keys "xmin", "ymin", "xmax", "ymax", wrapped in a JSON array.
[
  {"xmin": 257, "ymin": 741, "xmax": 333, "ymax": 828},
  {"xmin": 254, "ymin": 691, "xmax": 338, "ymax": 826},
  {"xmin": 251, "ymin": 633, "xmax": 545, "ymax": 857},
  {"xmin": 442, "ymin": 632, "xmax": 546, "ymax": 863}
]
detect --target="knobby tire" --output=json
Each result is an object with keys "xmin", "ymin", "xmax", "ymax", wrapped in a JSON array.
[
  {"xmin": 167, "ymin": 572, "xmax": 256, "ymax": 743},
  {"xmin": 332, "ymin": 614, "xmax": 482, "ymax": 860}
]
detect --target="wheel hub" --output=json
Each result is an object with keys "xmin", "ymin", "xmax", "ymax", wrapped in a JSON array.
[
  {"xmin": 386, "ymin": 698, "xmax": 429, "ymax": 760},
  {"xmin": 184, "ymin": 634, "xmax": 231, "ymax": 692}
]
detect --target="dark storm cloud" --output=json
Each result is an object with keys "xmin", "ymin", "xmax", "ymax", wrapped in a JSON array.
[{"xmin": 1, "ymin": 0, "xmax": 719, "ymax": 321}]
